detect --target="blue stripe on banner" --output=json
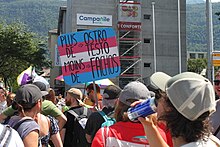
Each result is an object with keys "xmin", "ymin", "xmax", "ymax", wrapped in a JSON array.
[
  {"xmin": 58, "ymin": 28, "xmax": 116, "ymax": 46},
  {"xmin": 63, "ymin": 66, "xmax": 121, "ymax": 86}
]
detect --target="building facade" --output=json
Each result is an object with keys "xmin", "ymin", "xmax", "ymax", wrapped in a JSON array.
[{"xmin": 49, "ymin": 0, "xmax": 186, "ymax": 89}]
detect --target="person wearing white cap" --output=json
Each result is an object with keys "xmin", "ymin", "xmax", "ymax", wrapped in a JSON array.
[
  {"xmin": 211, "ymin": 70, "xmax": 220, "ymax": 139},
  {"xmin": 139, "ymin": 72, "xmax": 220, "ymax": 147}
]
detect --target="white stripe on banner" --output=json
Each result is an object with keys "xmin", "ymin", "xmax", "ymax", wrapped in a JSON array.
[{"xmin": 60, "ymin": 46, "xmax": 119, "ymax": 66}]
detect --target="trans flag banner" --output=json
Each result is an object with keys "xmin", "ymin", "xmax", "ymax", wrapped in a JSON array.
[{"xmin": 57, "ymin": 28, "xmax": 121, "ymax": 86}]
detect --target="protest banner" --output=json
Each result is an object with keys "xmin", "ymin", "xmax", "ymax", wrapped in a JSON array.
[{"xmin": 57, "ymin": 28, "xmax": 121, "ymax": 86}]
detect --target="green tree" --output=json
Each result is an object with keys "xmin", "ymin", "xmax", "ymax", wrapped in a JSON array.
[
  {"xmin": 187, "ymin": 58, "xmax": 207, "ymax": 73},
  {"xmin": 0, "ymin": 22, "xmax": 51, "ymax": 91}
]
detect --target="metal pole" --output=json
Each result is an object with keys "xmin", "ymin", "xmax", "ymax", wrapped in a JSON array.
[
  {"xmin": 206, "ymin": 0, "xmax": 214, "ymax": 82},
  {"xmin": 152, "ymin": 2, "xmax": 156, "ymax": 73},
  {"xmin": 178, "ymin": 0, "xmax": 182, "ymax": 73}
]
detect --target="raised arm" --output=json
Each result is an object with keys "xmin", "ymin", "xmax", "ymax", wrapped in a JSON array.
[{"xmin": 138, "ymin": 117, "xmax": 169, "ymax": 147}]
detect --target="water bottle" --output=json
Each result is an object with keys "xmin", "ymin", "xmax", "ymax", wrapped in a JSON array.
[{"xmin": 127, "ymin": 97, "xmax": 157, "ymax": 121}]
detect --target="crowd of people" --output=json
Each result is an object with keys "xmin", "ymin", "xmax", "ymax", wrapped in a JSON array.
[{"xmin": 0, "ymin": 71, "xmax": 220, "ymax": 147}]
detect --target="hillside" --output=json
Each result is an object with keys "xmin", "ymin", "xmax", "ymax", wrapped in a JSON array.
[
  {"xmin": 187, "ymin": 2, "xmax": 220, "ymax": 51},
  {"xmin": 186, "ymin": 0, "xmax": 204, "ymax": 4},
  {"xmin": 0, "ymin": 0, "xmax": 220, "ymax": 52},
  {"xmin": 0, "ymin": 0, "xmax": 66, "ymax": 37}
]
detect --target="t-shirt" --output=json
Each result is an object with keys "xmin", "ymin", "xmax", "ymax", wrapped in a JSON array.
[
  {"xmin": 158, "ymin": 122, "xmax": 173, "ymax": 147},
  {"xmin": 211, "ymin": 100, "xmax": 220, "ymax": 139},
  {"xmin": 181, "ymin": 138, "xmax": 218, "ymax": 147},
  {"xmin": 3, "ymin": 100, "xmax": 62, "ymax": 118},
  {"xmin": 41, "ymin": 100, "xmax": 63, "ymax": 117},
  {"xmin": 92, "ymin": 121, "xmax": 168, "ymax": 147},
  {"xmin": 0, "ymin": 124, "xmax": 24, "ymax": 147},
  {"xmin": 8, "ymin": 116, "xmax": 40, "ymax": 140},
  {"xmin": 85, "ymin": 107, "xmax": 114, "ymax": 141},
  {"xmin": 63, "ymin": 106, "xmax": 93, "ymax": 147}
]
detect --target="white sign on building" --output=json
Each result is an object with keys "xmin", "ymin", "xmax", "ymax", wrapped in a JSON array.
[
  {"xmin": 118, "ymin": 3, "xmax": 141, "ymax": 22},
  {"xmin": 77, "ymin": 13, "xmax": 112, "ymax": 26}
]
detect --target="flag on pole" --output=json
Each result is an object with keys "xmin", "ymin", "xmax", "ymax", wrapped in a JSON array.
[{"xmin": 17, "ymin": 66, "xmax": 32, "ymax": 86}]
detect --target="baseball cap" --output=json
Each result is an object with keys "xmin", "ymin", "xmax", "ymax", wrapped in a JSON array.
[
  {"xmin": 119, "ymin": 81, "xmax": 154, "ymax": 106},
  {"xmin": 150, "ymin": 72, "xmax": 171, "ymax": 91},
  {"xmin": 15, "ymin": 84, "xmax": 43, "ymax": 108},
  {"xmin": 67, "ymin": 88, "xmax": 82, "ymax": 100},
  {"xmin": 166, "ymin": 72, "xmax": 216, "ymax": 121},
  {"xmin": 33, "ymin": 76, "xmax": 50, "ymax": 95},
  {"xmin": 102, "ymin": 85, "xmax": 122, "ymax": 100},
  {"xmin": 33, "ymin": 81, "xmax": 49, "ymax": 96}
]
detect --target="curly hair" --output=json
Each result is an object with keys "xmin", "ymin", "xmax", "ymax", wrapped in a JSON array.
[{"xmin": 158, "ymin": 94, "xmax": 212, "ymax": 142}]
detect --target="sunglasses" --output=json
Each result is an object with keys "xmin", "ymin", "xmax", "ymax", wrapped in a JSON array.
[{"xmin": 214, "ymin": 80, "xmax": 220, "ymax": 86}]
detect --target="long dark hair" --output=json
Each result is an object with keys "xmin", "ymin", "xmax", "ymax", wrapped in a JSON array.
[
  {"xmin": 158, "ymin": 94, "xmax": 212, "ymax": 142},
  {"xmin": 114, "ymin": 101, "xmax": 130, "ymax": 122}
]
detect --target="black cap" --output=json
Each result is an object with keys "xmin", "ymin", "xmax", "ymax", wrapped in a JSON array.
[
  {"xmin": 103, "ymin": 85, "xmax": 121, "ymax": 100},
  {"xmin": 15, "ymin": 84, "xmax": 42, "ymax": 108}
]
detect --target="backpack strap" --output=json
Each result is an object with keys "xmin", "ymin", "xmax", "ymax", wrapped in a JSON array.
[
  {"xmin": 106, "ymin": 111, "xmax": 114, "ymax": 117},
  {"xmin": 214, "ymin": 124, "xmax": 220, "ymax": 136},
  {"xmin": 68, "ymin": 110, "xmax": 79, "ymax": 119},
  {"xmin": 0, "ymin": 125, "xmax": 12, "ymax": 147},
  {"xmin": 13, "ymin": 118, "xmax": 33, "ymax": 131},
  {"xmin": 101, "ymin": 126, "xmax": 109, "ymax": 146},
  {"xmin": 210, "ymin": 135, "xmax": 220, "ymax": 146},
  {"xmin": 68, "ymin": 107, "xmax": 88, "ymax": 120},
  {"xmin": 98, "ymin": 111, "xmax": 108, "ymax": 122},
  {"xmin": 83, "ymin": 107, "xmax": 88, "ymax": 116}
]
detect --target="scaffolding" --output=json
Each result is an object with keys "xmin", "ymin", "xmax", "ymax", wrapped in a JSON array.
[{"xmin": 118, "ymin": 0, "xmax": 142, "ymax": 88}]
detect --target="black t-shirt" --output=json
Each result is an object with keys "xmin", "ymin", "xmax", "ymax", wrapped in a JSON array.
[
  {"xmin": 85, "ymin": 107, "xmax": 114, "ymax": 141},
  {"xmin": 63, "ymin": 106, "xmax": 93, "ymax": 147}
]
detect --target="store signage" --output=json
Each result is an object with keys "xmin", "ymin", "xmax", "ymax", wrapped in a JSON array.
[
  {"xmin": 77, "ymin": 13, "xmax": 112, "ymax": 26},
  {"xmin": 57, "ymin": 28, "xmax": 120, "ymax": 86},
  {"xmin": 118, "ymin": 22, "xmax": 141, "ymax": 31},
  {"xmin": 118, "ymin": 3, "xmax": 141, "ymax": 22},
  {"xmin": 212, "ymin": 52, "xmax": 220, "ymax": 66}
]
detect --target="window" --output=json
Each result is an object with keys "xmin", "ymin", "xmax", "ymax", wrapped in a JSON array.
[
  {"xmin": 144, "ymin": 38, "xmax": 151, "ymax": 43},
  {"xmin": 77, "ymin": 29, "xmax": 87, "ymax": 32},
  {"xmin": 144, "ymin": 14, "xmax": 151, "ymax": 20},
  {"xmin": 144, "ymin": 63, "xmax": 151, "ymax": 67},
  {"xmin": 198, "ymin": 53, "xmax": 204, "ymax": 58},
  {"xmin": 189, "ymin": 53, "xmax": 196, "ymax": 59}
]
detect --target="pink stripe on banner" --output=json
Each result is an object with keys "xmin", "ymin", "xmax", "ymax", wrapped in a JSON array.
[
  {"xmin": 58, "ymin": 37, "xmax": 117, "ymax": 56},
  {"xmin": 62, "ymin": 56, "xmax": 120, "ymax": 76}
]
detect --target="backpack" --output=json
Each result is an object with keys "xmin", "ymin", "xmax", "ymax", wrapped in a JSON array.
[
  {"xmin": 12, "ymin": 118, "xmax": 33, "ymax": 131},
  {"xmin": 98, "ymin": 111, "xmax": 116, "ymax": 127},
  {"xmin": 0, "ymin": 125, "xmax": 12, "ymax": 147},
  {"xmin": 12, "ymin": 118, "xmax": 42, "ymax": 146},
  {"xmin": 68, "ymin": 107, "xmax": 88, "ymax": 129}
]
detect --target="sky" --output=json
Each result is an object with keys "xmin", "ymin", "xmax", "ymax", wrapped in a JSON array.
[{"xmin": 211, "ymin": 0, "xmax": 220, "ymax": 3}]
